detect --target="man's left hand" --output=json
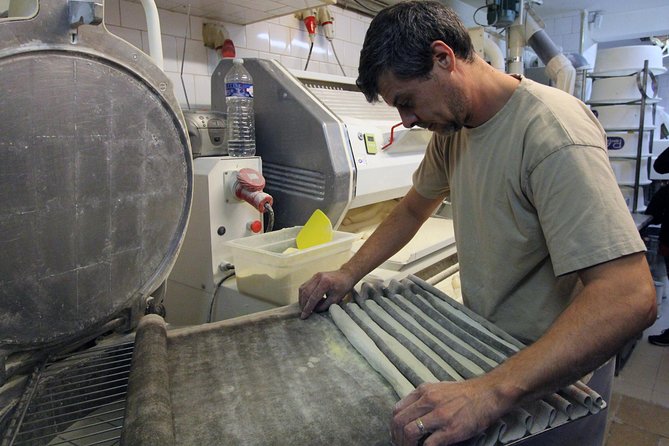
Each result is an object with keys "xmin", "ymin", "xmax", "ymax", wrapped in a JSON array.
[{"xmin": 390, "ymin": 378, "xmax": 509, "ymax": 446}]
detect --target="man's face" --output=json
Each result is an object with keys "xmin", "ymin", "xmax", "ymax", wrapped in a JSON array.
[{"xmin": 378, "ymin": 69, "xmax": 467, "ymax": 136}]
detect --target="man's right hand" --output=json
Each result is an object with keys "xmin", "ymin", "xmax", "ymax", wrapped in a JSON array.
[{"xmin": 298, "ymin": 269, "xmax": 356, "ymax": 319}]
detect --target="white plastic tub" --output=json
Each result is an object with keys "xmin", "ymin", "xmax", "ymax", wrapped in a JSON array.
[
  {"xmin": 594, "ymin": 45, "xmax": 666, "ymax": 76},
  {"xmin": 610, "ymin": 157, "xmax": 650, "ymax": 185},
  {"xmin": 591, "ymin": 104, "xmax": 655, "ymax": 130},
  {"xmin": 606, "ymin": 132, "xmax": 650, "ymax": 157},
  {"xmin": 589, "ymin": 75, "xmax": 660, "ymax": 104},
  {"xmin": 226, "ymin": 227, "xmax": 358, "ymax": 305}
]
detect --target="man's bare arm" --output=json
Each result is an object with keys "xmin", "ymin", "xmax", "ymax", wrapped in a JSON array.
[{"xmin": 392, "ymin": 252, "xmax": 657, "ymax": 445}]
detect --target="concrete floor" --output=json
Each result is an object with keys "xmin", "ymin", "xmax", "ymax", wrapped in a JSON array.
[{"xmin": 605, "ymin": 298, "xmax": 669, "ymax": 445}]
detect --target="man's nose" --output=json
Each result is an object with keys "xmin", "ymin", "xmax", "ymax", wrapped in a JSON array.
[{"xmin": 399, "ymin": 111, "xmax": 418, "ymax": 128}]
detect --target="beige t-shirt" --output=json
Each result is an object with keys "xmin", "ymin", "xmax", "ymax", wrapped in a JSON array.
[{"xmin": 413, "ymin": 77, "xmax": 645, "ymax": 343}]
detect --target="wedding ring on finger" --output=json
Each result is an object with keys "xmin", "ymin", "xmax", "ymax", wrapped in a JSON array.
[{"xmin": 416, "ymin": 417, "xmax": 426, "ymax": 436}]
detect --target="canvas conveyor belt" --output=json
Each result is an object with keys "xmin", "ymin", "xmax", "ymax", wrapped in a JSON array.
[
  {"xmin": 121, "ymin": 275, "xmax": 610, "ymax": 446},
  {"xmin": 122, "ymin": 306, "xmax": 398, "ymax": 446}
]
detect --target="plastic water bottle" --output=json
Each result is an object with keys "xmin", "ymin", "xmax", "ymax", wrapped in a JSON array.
[{"xmin": 225, "ymin": 58, "xmax": 256, "ymax": 157}]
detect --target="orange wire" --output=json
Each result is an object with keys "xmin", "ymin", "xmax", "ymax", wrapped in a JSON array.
[{"xmin": 381, "ymin": 122, "xmax": 403, "ymax": 151}]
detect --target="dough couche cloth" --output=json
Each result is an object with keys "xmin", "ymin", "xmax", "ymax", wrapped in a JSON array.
[
  {"xmin": 329, "ymin": 275, "xmax": 607, "ymax": 446},
  {"xmin": 121, "ymin": 305, "xmax": 399, "ymax": 445},
  {"xmin": 120, "ymin": 275, "xmax": 605, "ymax": 446}
]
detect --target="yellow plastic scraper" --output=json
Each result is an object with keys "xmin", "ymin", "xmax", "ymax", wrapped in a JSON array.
[{"xmin": 296, "ymin": 209, "xmax": 333, "ymax": 249}]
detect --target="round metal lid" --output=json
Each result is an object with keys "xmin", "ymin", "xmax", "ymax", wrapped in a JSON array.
[{"xmin": 0, "ymin": 12, "xmax": 192, "ymax": 349}]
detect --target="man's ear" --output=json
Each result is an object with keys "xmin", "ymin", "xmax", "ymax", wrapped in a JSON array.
[{"xmin": 431, "ymin": 40, "xmax": 455, "ymax": 72}]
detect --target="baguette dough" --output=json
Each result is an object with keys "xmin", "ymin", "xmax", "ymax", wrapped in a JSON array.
[
  {"xmin": 329, "ymin": 305, "xmax": 414, "ymax": 398},
  {"xmin": 344, "ymin": 303, "xmax": 439, "ymax": 387},
  {"xmin": 363, "ymin": 299, "xmax": 463, "ymax": 382}
]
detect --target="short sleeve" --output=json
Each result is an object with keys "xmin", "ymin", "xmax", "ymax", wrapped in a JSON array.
[{"xmin": 526, "ymin": 145, "xmax": 645, "ymax": 276}]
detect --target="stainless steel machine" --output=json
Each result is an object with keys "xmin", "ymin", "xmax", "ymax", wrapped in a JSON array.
[
  {"xmin": 182, "ymin": 109, "xmax": 227, "ymax": 157},
  {"xmin": 0, "ymin": 0, "xmax": 191, "ymax": 441},
  {"xmin": 212, "ymin": 58, "xmax": 433, "ymax": 230},
  {"xmin": 159, "ymin": 59, "xmax": 455, "ymax": 325},
  {"xmin": 214, "ymin": 62, "xmax": 454, "ymax": 270}
]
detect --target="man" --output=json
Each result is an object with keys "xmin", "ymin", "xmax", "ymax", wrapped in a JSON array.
[{"xmin": 298, "ymin": 2, "xmax": 657, "ymax": 445}]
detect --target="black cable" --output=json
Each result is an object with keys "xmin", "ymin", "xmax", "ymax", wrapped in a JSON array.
[
  {"xmin": 264, "ymin": 202, "xmax": 275, "ymax": 232},
  {"xmin": 216, "ymin": 267, "xmax": 236, "ymax": 288},
  {"xmin": 208, "ymin": 268, "xmax": 236, "ymax": 323},
  {"xmin": 180, "ymin": 5, "xmax": 191, "ymax": 110},
  {"xmin": 473, "ymin": 4, "xmax": 491, "ymax": 27},
  {"xmin": 304, "ymin": 42, "xmax": 314, "ymax": 70}
]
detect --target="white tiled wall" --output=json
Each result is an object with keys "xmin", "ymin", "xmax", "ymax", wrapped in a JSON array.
[
  {"xmin": 105, "ymin": 0, "xmax": 589, "ymax": 109},
  {"xmin": 105, "ymin": 0, "xmax": 372, "ymax": 108},
  {"xmin": 540, "ymin": 12, "xmax": 584, "ymax": 56}
]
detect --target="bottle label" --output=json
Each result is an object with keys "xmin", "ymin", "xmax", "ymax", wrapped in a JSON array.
[{"xmin": 226, "ymin": 82, "xmax": 254, "ymax": 98}]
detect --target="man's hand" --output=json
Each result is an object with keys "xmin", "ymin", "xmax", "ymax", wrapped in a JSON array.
[
  {"xmin": 391, "ymin": 378, "xmax": 508, "ymax": 446},
  {"xmin": 298, "ymin": 269, "xmax": 356, "ymax": 319}
]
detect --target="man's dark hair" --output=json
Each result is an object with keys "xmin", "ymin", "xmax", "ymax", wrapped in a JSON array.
[{"xmin": 356, "ymin": 1, "xmax": 475, "ymax": 103}]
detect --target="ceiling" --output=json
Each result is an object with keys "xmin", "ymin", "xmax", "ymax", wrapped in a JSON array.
[{"xmin": 458, "ymin": 0, "xmax": 669, "ymax": 18}]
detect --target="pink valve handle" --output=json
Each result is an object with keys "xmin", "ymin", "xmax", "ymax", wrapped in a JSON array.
[{"xmin": 235, "ymin": 168, "xmax": 273, "ymax": 212}]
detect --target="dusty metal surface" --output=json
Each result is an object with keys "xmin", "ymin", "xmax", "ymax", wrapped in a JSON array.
[{"xmin": 0, "ymin": 1, "xmax": 192, "ymax": 350}]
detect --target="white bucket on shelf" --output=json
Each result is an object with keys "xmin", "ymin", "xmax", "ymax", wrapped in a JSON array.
[
  {"xmin": 619, "ymin": 185, "xmax": 647, "ymax": 212},
  {"xmin": 610, "ymin": 157, "xmax": 650, "ymax": 185},
  {"xmin": 606, "ymin": 131, "xmax": 651, "ymax": 157},
  {"xmin": 593, "ymin": 45, "xmax": 666, "ymax": 76},
  {"xmin": 591, "ymin": 104, "xmax": 655, "ymax": 130},
  {"xmin": 588, "ymin": 75, "xmax": 660, "ymax": 104},
  {"xmin": 650, "ymin": 142, "xmax": 669, "ymax": 180}
]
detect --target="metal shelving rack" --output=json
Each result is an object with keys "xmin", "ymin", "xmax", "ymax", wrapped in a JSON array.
[
  {"xmin": 589, "ymin": 60, "xmax": 660, "ymax": 375},
  {"xmin": 589, "ymin": 60, "xmax": 658, "ymax": 213}
]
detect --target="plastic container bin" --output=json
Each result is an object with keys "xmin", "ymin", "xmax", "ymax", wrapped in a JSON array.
[
  {"xmin": 593, "ymin": 45, "xmax": 666, "ymax": 76},
  {"xmin": 606, "ymin": 131, "xmax": 650, "ymax": 157},
  {"xmin": 589, "ymin": 75, "xmax": 660, "ymax": 105},
  {"xmin": 591, "ymin": 104, "xmax": 655, "ymax": 130},
  {"xmin": 610, "ymin": 157, "xmax": 651, "ymax": 185},
  {"xmin": 225, "ymin": 227, "xmax": 358, "ymax": 305}
]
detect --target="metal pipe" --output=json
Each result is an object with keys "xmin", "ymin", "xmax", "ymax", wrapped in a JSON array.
[
  {"xmin": 633, "ymin": 60, "xmax": 650, "ymax": 213},
  {"xmin": 528, "ymin": 30, "xmax": 560, "ymax": 65},
  {"xmin": 507, "ymin": 24, "xmax": 525, "ymax": 74},
  {"xmin": 522, "ymin": 10, "xmax": 576, "ymax": 95},
  {"xmin": 139, "ymin": 0, "xmax": 164, "ymax": 70},
  {"xmin": 579, "ymin": 9, "xmax": 588, "ymax": 54},
  {"xmin": 483, "ymin": 37, "xmax": 505, "ymax": 71}
]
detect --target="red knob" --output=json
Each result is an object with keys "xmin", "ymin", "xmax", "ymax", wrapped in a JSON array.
[
  {"xmin": 236, "ymin": 168, "xmax": 265, "ymax": 191},
  {"xmin": 249, "ymin": 220, "xmax": 263, "ymax": 233}
]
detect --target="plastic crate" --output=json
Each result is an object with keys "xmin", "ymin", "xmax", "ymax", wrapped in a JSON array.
[{"xmin": 225, "ymin": 227, "xmax": 358, "ymax": 305}]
